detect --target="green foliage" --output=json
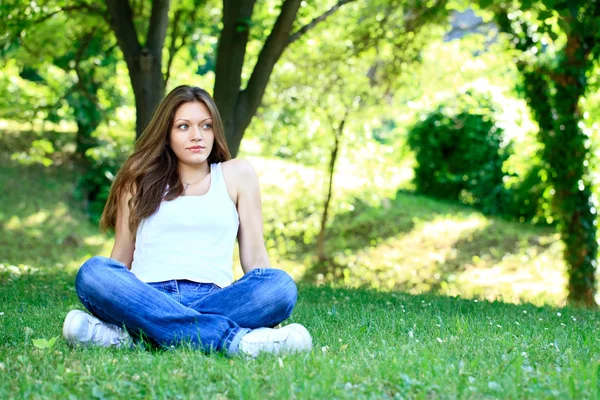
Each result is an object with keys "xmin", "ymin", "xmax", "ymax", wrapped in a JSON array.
[
  {"xmin": 480, "ymin": 0, "xmax": 600, "ymax": 306},
  {"xmin": 504, "ymin": 163, "xmax": 553, "ymax": 224},
  {"xmin": 407, "ymin": 92, "xmax": 512, "ymax": 216},
  {"xmin": 74, "ymin": 140, "xmax": 132, "ymax": 224}
]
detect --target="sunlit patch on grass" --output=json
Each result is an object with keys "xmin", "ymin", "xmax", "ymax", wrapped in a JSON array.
[
  {"xmin": 451, "ymin": 239, "xmax": 567, "ymax": 306},
  {"xmin": 319, "ymin": 211, "xmax": 566, "ymax": 306}
]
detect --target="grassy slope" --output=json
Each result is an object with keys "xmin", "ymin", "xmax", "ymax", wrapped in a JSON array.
[{"xmin": 1, "ymin": 132, "xmax": 597, "ymax": 398}]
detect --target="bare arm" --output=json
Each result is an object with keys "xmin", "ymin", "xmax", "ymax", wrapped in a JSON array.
[
  {"xmin": 109, "ymin": 189, "xmax": 135, "ymax": 269},
  {"xmin": 235, "ymin": 159, "xmax": 271, "ymax": 274}
]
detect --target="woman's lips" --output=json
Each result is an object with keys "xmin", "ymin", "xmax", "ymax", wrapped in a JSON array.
[{"xmin": 187, "ymin": 146, "xmax": 205, "ymax": 152}]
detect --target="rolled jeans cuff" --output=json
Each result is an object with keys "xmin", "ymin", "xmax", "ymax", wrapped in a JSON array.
[{"xmin": 225, "ymin": 327, "xmax": 251, "ymax": 356}]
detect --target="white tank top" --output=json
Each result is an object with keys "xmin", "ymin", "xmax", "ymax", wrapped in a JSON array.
[{"xmin": 130, "ymin": 163, "xmax": 239, "ymax": 287}]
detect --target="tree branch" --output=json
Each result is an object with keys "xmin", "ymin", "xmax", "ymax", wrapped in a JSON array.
[
  {"xmin": 104, "ymin": 0, "xmax": 142, "ymax": 64},
  {"xmin": 146, "ymin": 0, "xmax": 171, "ymax": 56},
  {"xmin": 29, "ymin": 4, "xmax": 106, "ymax": 24},
  {"xmin": 288, "ymin": 0, "xmax": 356, "ymax": 45},
  {"xmin": 164, "ymin": 9, "xmax": 183, "ymax": 87},
  {"xmin": 73, "ymin": 30, "xmax": 101, "ymax": 109},
  {"xmin": 238, "ymin": 0, "xmax": 302, "ymax": 125}
]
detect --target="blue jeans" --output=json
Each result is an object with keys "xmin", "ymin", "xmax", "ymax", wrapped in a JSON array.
[{"xmin": 75, "ymin": 256, "xmax": 298, "ymax": 355}]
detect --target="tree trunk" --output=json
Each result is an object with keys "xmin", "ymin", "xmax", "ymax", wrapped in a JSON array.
[
  {"xmin": 521, "ymin": 32, "xmax": 597, "ymax": 307},
  {"xmin": 213, "ymin": 0, "xmax": 257, "ymax": 156},
  {"xmin": 552, "ymin": 33, "xmax": 597, "ymax": 307},
  {"xmin": 214, "ymin": 0, "xmax": 353, "ymax": 156},
  {"xmin": 129, "ymin": 51, "xmax": 166, "ymax": 138},
  {"xmin": 317, "ymin": 112, "xmax": 347, "ymax": 262},
  {"xmin": 105, "ymin": 0, "xmax": 170, "ymax": 139}
]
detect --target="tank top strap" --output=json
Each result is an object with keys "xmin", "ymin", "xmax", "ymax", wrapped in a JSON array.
[{"xmin": 211, "ymin": 162, "xmax": 227, "ymax": 197}]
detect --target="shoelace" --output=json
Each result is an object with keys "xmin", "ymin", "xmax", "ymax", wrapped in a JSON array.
[
  {"xmin": 89, "ymin": 320, "xmax": 126, "ymax": 346},
  {"xmin": 244, "ymin": 330, "xmax": 289, "ymax": 353}
]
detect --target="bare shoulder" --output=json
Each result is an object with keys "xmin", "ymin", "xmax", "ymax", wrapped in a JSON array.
[
  {"xmin": 220, "ymin": 159, "xmax": 259, "ymax": 203},
  {"xmin": 221, "ymin": 158, "xmax": 258, "ymax": 182}
]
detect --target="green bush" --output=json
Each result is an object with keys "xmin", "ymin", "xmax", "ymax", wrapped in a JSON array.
[
  {"xmin": 407, "ymin": 93, "xmax": 512, "ymax": 216},
  {"xmin": 74, "ymin": 140, "xmax": 131, "ymax": 224},
  {"xmin": 505, "ymin": 162, "xmax": 554, "ymax": 224}
]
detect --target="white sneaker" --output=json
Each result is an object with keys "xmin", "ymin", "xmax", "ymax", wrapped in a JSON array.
[
  {"xmin": 238, "ymin": 323, "xmax": 312, "ymax": 357},
  {"xmin": 62, "ymin": 310, "xmax": 132, "ymax": 348}
]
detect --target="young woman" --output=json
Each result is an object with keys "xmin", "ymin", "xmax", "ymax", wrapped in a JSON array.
[{"xmin": 62, "ymin": 85, "xmax": 312, "ymax": 357}]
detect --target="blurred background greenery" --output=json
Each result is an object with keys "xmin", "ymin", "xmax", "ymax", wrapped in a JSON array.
[{"xmin": 1, "ymin": 0, "xmax": 599, "ymax": 307}]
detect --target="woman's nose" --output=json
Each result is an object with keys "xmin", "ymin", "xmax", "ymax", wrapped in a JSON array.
[{"xmin": 191, "ymin": 126, "xmax": 203, "ymax": 140}]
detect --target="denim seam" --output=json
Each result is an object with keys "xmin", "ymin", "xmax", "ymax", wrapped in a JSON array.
[{"xmin": 174, "ymin": 280, "xmax": 181, "ymax": 303}]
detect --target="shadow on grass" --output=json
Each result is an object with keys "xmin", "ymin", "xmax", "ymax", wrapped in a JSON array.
[
  {"xmin": 0, "ymin": 152, "xmax": 105, "ymax": 269},
  {"xmin": 300, "ymin": 190, "xmax": 485, "ymax": 283},
  {"xmin": 427, "ymin": 221, "xmax": 555, "ymax": 294}
]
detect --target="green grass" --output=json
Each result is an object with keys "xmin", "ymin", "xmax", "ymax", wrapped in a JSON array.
[
  {"xmin": 1, "ymin": 129, "xmax": 598, "ymax": 398},
  {"xmin": 2, "ymin": 275, "xmax": 600, "ymax": 398}
]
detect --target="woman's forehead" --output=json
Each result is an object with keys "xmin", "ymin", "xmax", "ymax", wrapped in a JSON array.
[{"xmin": 174, "ymin": 101, "xmax": 212, "ymax": 121}]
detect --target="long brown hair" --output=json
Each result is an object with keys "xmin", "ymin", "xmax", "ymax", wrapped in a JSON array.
[{"xmin": 100, "ymin": 85, "xmax": 231, "ymax": 237}]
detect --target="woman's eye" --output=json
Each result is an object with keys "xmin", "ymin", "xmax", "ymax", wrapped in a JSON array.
[
  {"xmin": 178, "ymin": 124, "xmax": 189, "ymax": 130},
  {"xmin": 202, "ymin": 123, "xmax": 212, "ymax": 130}
]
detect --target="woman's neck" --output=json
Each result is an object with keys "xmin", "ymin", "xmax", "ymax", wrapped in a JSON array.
[{"xmin": 178, "ymin": 162, "xmax": 210, "ymax": 184}]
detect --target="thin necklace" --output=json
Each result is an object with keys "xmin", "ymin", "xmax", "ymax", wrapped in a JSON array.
[{"xmin": 183, "ymin": 172, "xmax": 209, "ymax": 193}]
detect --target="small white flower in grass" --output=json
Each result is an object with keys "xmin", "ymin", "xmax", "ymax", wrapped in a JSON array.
[
  {"xmin": 474, "ymin": 299, "xmax": 478, "ymax": 303},
  {"xmin": 496, "ymin": 324, "xmax": 502, "ymax": 329},
  {"xmin": 515, "ymin": 321, "xmax": 520, "ymax": 325},
  {"xmin": 132, "ymin": 374, "xmax": 140, "ymax": 381},
  {"xmin": 408, "ymin": 331, "xmax": 414, "ymax": 338},
  {"xmin": 344, "ymin": 382, "xmax": 353, "ymax": 390},
  {"xmin": 571, "ymin": 316, "xmax": 577, "ymax": 322},
  {"xmin": 321, "ymin": 346, "xmax": 329, "ymax": 354},
  {"xmin": 0, "ymin": 363, "xmax": 5, "ymax": 370},
  {"xmin": 560, "ymin": 323, "xmax": 566, "ymax": 327},
  {"xmin": 468, "ymin": 376, "xmax": 475, "ymax": 383},
  {"xmin": 0, "ymin": 312, "xmax": 4, "ymax": 316},
  {"xmin": 436, "ymin": 324, "xmax": 441, "ymax": 327},
  {"xmin": 523, "ymin": 310, "xmax": 527, "ymax": 314},
  {"xmin": 278, "ymin": 357, "xmax": 284, "ymax": 368},
  {"xmin": 539, "ymin": 318, "xmax": 543, "ymax": 321},
  {"xmin": 436, "ymin": 338, "xmax": 444, "ymax": 343},
  {"xmin": 488, "ymin": 381, "xmax": 501, "ymax": 390},
  {"xmin": 338, "ymin": 338, "xmax": 342, "ymax": 342},
  {"xmin": 557, "ymin": 312, "xmax": 562, "ymax": 317},
  {"xmin": 521, "ymin": 352, "xmax": 527, "ymax": 357}
]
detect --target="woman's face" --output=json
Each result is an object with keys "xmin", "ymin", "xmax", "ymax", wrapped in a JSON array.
[{"xmin": 169, "ymin": 101, "xmax": 215, "ymax": 166}]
